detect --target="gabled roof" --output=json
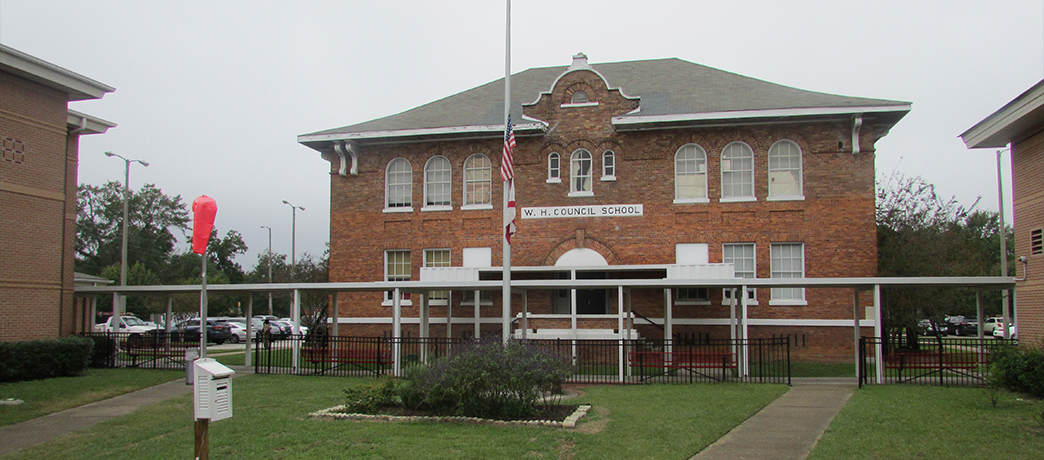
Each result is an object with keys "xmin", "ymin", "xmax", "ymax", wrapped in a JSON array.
[
  {"xmin": 960, "ymin": 80, "xmax": 1044, "ymax": 149},
  {"xmin": 299, "ymin": 57, "xmax": 910, "ymax": 146}
]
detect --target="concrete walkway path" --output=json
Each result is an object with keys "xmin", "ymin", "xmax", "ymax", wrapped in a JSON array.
[
  {"xmin": 690, "ymin": 378, "xmax": 856, "ymax": 460},
  {"xmin": 0, "ymin": 365, "xmax": 252, "ymax": 457}
]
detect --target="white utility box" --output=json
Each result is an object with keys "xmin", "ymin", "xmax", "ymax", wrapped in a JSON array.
[{"xmin": 193, "ymin": 358, "xmax": 234, "ymax": 421}]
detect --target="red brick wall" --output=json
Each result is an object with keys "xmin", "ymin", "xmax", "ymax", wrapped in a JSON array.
[
  {"xmin": 1012, "ymin": 129, "xmax": 1044, "ymax": 346},
  {"xmin": 325, "ymin": 68, "xmax": 886, "ymax": 361},
  {"xmin": 0, "ymin": 71, "xmax": 76, "ymax": 341}
]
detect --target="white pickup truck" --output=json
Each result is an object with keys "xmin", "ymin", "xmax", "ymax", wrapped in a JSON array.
[{"xmin": 93, "ymin": 315, "xmax": 161, "ymax": 334}]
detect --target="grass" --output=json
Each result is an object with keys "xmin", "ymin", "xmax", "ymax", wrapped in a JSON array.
[
  {"xmin": 809, "ymin": 385, "xmax": 1044, "ymax": 460},
  {"xmin": 4, "ymin": 374, "xmax": 787, "ymax": 460},
  {"xmin": 789, "ymin": 361, "xmax": 854, "ymax": 378},
  {"xmin": 0, "ymin": 368, "xmax": 184, "ymax": 427}
]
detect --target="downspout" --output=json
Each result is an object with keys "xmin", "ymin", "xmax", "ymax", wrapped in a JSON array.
[
  {"xmin": 59, "ymin": 116, "xmax": 89, "ymax": 336},
  {"xmin": 333, "ymin": 141, "xmax": 358, "ymax": 176},
  {"xmin": 851, "ymin": 115, "xmax": 863, "ymax": 154}
]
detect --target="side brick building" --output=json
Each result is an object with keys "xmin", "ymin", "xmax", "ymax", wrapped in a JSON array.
[
  {"xmin": 1, "ymin": 45, "xmax": 114, "ymax": 341},
  {"xmin": 962, "ymin": 79, "xmax": 1044, "ymax": 347},
  {"xmin": 299, "ymin": 54, "xmax": 910, "ymax": 361}
]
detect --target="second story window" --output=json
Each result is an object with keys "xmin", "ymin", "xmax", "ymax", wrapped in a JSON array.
[
  {"xmin": 424, "ymin": 156, "xmax": 451, "ymax": 209},
  {"xmin": 602, "ymin": 150, "xmax": 616, "ymax": 181},
  {"xmin": 548, "ymin": 152, "xmax": 561, "ymax": 183},
  {"xmin": 768, "ymin": 140, "xmax": 803, "ymax": 199},
  {"xmin": 675, "ymin": 144, "xmax": 708, "ymax": 203},
  {"xmin": 463, "ymin": 154, "xmax": 492, "ymax": 208},
  {"xmin": 721, "ymin": 142, "xmax": 754, "ymax": 201},
  {"xmin": 385, "ymin": 158, "xmax": 412, "ymax": 210},
  {"xmin": 570, "ymin": 149, "xmax": 593, "ymax": 196}
]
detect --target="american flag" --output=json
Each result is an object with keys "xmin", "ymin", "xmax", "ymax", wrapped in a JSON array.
[
  {"xmin": 503, "ymin": 115, "xmax": 516, "ymax": 243},
  {"xmin": 501, "ymin": 115, "xmax": 515, "ymax": 181}
]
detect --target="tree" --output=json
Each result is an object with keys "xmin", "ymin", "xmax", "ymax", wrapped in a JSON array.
[
  {"xmin": 76, "ymin": 182, "xmax": 189, "ymax": 277},
  {"xmin": 876, "ymin": 171, "xmax": 1013, "ymax": 349}
]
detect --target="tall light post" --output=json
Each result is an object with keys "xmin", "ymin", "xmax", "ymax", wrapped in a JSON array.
[
  {"xmin": 260, "ymin": 225, "xmax": 273, "ymax": 315},
  {"xmin": 104, "ymin": 151, "xmax": 149, "ymax": 323},
  {"xmin": 281, "ymin": 201, "xmax": 304, "ymax": 281}
]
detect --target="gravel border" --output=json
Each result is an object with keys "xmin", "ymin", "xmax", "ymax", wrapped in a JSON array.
[{"xmin": 311, "ymin": 404, "xmax": 592, "ymax": 428}]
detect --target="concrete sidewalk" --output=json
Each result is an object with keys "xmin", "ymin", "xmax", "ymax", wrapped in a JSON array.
[
  {"xmin": 0, "ymin": 365, "xmax": 253, "ymax": 457},
  {"xmin": 690, "ymin": 378, "xmax": 857, "ymax": 460}
]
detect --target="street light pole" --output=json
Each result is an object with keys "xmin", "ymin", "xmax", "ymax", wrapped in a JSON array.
[
  {"xmin": 281, "ymin": 201, "xmax": 304, "ymax": 282},
  {"xmin": 104, "ymin": 152, "xmax": 149, "ymax": 324},
  {"xmin": 260, "ymin": 225, "xmax": 273, "ymax": 315}
]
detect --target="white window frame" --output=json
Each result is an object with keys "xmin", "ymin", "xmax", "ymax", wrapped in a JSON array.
[
  {"xmin": 722, "ymin": 243, "xmax": 757, "ymax": 305},
  {"xmin": 384, "ymin": 158, "xmax": 413, "ymax": 212},
  {"xmin": 423, "ymin": 156, "xmax": 452, "ymax": 211},
  {"xmin": 720, "ymin": 142, "xmax": 755, "ymax": 202},
  {"xmin": 601, "ymin": 150, "xmax": 616, "ymax": 181},
  {"xmin": 770, "ymin": 243, "xmax": 806, "ymax": 305},
  {"xmin": 768, "ymin": 140, "xmax": 804, "ymax": 201},
  {"xmin": 675, "ymin": 144, "xmax": 709, "ymax": 204},
  {"xmin": 462, "ymin": 153, "xmax": 493, "ymax": 210},
  {"xmin": 547, "ymin": 152, "xmax": 561, "ymax": 183},
  {"xmin": 383, "ymin": 250, "xmax": 412, "ymax": 306},
  {"xmin": 424, "ymin": 249, "xmax": 451, "ymax": 305},
  {"xmin": 569, "ymin": 149, "xmax": 593, "ymax": 197}
]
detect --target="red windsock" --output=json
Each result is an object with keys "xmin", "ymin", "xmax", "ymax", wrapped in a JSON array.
[{"xmin": 191, "ymin": 195, "xmax": 217, "ymax": 255}]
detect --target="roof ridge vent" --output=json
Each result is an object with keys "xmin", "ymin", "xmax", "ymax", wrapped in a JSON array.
[{"xmin": 568, "ymin": 52, "xmax": 590, "ymax": 71}]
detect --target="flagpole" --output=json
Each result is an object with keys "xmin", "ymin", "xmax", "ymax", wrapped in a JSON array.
[{"xmin": 501, "ymin": 0, "xmax": 512, "ymax": 344}]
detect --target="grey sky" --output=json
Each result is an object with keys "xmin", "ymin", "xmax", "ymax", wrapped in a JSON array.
[{"xmin": 2, "ymin": 0, "xmax": 1042, "ymax": 270}]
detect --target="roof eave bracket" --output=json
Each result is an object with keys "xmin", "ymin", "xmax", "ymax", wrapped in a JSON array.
[
  {"xmin": 333, "ymin": 141, "xmax": 358, "ymax": 176},
  {"xmin": 852, "ymin": 115, "xmax": 863, "ymax": 154}
]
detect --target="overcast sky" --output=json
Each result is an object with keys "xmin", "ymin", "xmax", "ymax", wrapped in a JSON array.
[{"xmin": 3, "ymin": 1, "xmax": 1042, "ymax": 271}]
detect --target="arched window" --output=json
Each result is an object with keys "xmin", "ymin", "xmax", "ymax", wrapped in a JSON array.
[
  {"xmin": 571, "ymin": 90, "xmax": 589, "ymax": 104},
  {"xmin": 547, "ymin": 152, "xmax": 561, "ymax": 183},
  {"xmin": 570, "ymin": 149, "xmax": 593, "ymax": 196},
  {"xmin": 768, "ymin": 140, "xmax": 803, "ymax": 199},
  {"xmin": 721, "ymin": 142, "xmax": 754, "ymax": 200},
  {"xmin": 424, "ymin": 156, "xmax": 451, "ymax": 209},
  {"xmin": 602, "ymin": 150, "xmax": 616, "ymax": 180},
  {"xmin": 463, "ymin": 154, "xmax": 492, "ymax": 207},
  {"xmin": 385, "ymin": 158, "xmax": 412, "ymax": 210},
  {"xmin": 675, "ymin": 144, "xmax": 707, "ymax": 202}
]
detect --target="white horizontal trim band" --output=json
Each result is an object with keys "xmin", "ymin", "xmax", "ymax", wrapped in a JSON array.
[{"xmin": 612, "ymin": 104, "xmax": 911, "ymax": 127}]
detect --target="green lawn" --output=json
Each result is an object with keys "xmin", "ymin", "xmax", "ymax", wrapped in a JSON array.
[
  {"xmin": 0, "ymin": 368, "xmax": 184, "ymax": 427},
  {"xmin": 809, "ymin": 385, "xmax": 1044, "ymax": 460},
  {"xmin": 4, "ymin": 374, "xmax": 787, "ymax": 460}
]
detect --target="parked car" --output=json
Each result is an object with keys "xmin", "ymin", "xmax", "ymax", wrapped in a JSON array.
[
  {"xmin": 949, "ymin": 316, "xmax": 978, "ymax": 336},
  {"xmin": 226, "ymin": 322, "xmax": 248, "ymax": 344},
  {"xmin": 993, "ymin": 324, "xmax": 1018, "ymax": 339},
  {"xmin": 981, "ymin": 317, "xmax": 1004, "ymax": 335},
  {"xmin": 271, "ymin": 320, "xmax": 294, "ymax": 338},
  {"xmin": 94, "ymin": 315, "xmax": 161, "ymax": 334},
  {"xmin": 919, "ymin": 319, "xmax": 949, "ymax": 336},
  {"xmin": 178, "ymin": 318, "xmax": 233, "ymax": 344},
  {"xmin": 279, "ymin": 318, "xmax": 309, "ymax": 336}
]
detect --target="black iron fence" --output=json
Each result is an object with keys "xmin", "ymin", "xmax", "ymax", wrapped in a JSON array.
[
  {"xmin": 252, "ymin": 335, "xmax": 791, "ymax": 384},
  {"xmin": 858, "ymin": 335, "xmax": 1018, "ymax": 387},
  {"xmin": 80, "ymin": 331, "xmax": 201, "ymax": 370}
]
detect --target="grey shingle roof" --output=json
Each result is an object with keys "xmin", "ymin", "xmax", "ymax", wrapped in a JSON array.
[{"xmin": 300, "ymin": 57, "xmax": 909, "ymax": 140}]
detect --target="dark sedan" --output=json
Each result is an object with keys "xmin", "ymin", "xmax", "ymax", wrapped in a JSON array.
[{"xmin": 178, "ymin": 319, "xmax": 233, "ymax": 344}]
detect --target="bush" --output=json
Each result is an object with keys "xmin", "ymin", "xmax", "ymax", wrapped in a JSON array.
[
  {"xmin": 342, "ymin": 375, "xmax": 400, "ymax": 414},
  {"xmin": 400, "ymin": 338, "xmax": 572, "ymax": 419},
  {"xmin": 989, "ymin": 344, "xmax": 1044, "ymax": 398},
  {"xmin": 0, "ymin": 336, "xmax": 94, "ymax": 382},
  {"xmin": 83, "ymin": 335, "xmax": 118, "ymax": 368}
]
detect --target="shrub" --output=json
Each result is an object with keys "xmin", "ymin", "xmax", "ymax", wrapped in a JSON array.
[
  {"xmin": 401, "ymin": 338, "xmax": 573, "ymax": 419},
  {"xmin": 0, "ymin": 336, "xmax": 94, "ymax": 382},
  {"xmin": 989, "ymin": 344, "xmax": 1044, "ymax": 398},
  {"xmin": 84, "ymin": 335, "xmax": 118, "ymax": 368},
  {"xmin": 342, "ymin": 376, "xmax": 400, "ymax": 414}
]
